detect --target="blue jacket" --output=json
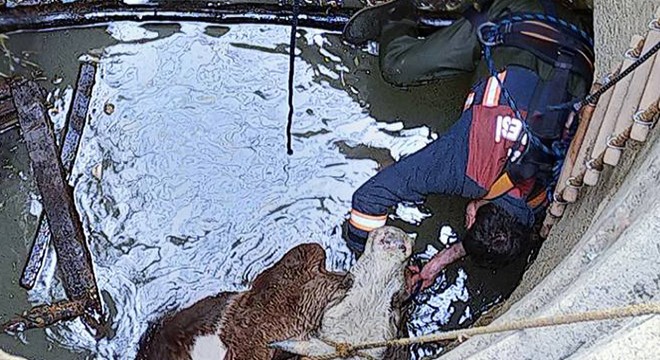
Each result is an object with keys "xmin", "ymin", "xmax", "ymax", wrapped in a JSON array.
[{"xmin": 347, "ymin": 66, "xmax": 558, "ymax": 253}]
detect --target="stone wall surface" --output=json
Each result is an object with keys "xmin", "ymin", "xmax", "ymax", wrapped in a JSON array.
[{"xmin": 594, "ymin": 0, "xmax": 660, "ymax": 77}]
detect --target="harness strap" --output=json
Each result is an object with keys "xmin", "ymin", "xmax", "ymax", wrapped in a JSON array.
[
  {"xmin": 526, "ymin": 188, "xmax": 548, "ymax": 208},
  {"xmin": 483, "ymin": 172, "xmax": 514, "ymax": 200},
  {"xmin": 463, "ymin": 1, "xmax": 592, "ymax": 208},
  {"xmin": 464, "ymin": 2, "xmax": 594, "ymax": 82},
  {"xmin": 498, "ymin": 19, "xmax": 594, "ymax": 80},
  {"xmin": 525, "ymin": 50, "xmax": 574, "ymax": 140}
]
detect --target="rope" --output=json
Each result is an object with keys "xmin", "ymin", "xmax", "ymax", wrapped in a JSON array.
[
  {"xmin": 574, "ymin": 39, "xmax": 660, "ymax": 111},
  {"xmin": 634, "ymin": 98, "xmax": 660, "ymax": 126},
  {"xmin": 563, "ymin": 97, "xmax": 660, "ymax": 191},
  {"xmin": 285, "ymin": 0, "xmax": 300, "ymax": 155},
  {"xmin": 480, "ymin": 24, "xmax": 563, "ymax": 201},
  {"xmin": 304, "ymin": 302, "xmax": 660, "ymax": 360}
]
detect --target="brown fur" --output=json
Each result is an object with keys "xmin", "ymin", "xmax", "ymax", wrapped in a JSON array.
[
  {"xmin": 135, "ymin": 292, "xmax": 238, "ymax": 360},
  {"xmin": 220, "ymin": 243, "xmax": 351, "ymax": 360},
  {"xmin": 271, "ymin": 226, "xmax": 414, "ymax": 360},
  {"xmin": 135, "ymin": 243, "xmax": 350, "ymax": 360}
]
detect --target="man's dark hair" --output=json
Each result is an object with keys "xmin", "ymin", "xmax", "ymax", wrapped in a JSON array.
[{"xmin": 462, "ymin": 202, "xmax": 532, "ymax": 269}]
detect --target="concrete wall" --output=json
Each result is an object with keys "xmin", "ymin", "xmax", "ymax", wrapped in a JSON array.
[
  {"xmin": 437, "ymin": 2, "xmax": 660, "ymax": 359},
  {"xmin": 594, "ymin": 0, "xmax": 660, "ymax": 77}
]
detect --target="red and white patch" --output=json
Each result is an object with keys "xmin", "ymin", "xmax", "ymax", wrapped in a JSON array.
[
  {"xmin": 483, "ymin": 71, "xmax": 507, "ymax": 108},
  {"xmin": 495, "ymin": 115, "xmax": 524, "ymax": 143},
  {"xmin": 463, "ymin": 92, "xmax": 475, "ymax": 111}
]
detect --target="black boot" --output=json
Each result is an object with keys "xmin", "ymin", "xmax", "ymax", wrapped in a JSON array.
[{"xmin": 342, "ymin": 0, "xmax": 416, "ymax": 46}]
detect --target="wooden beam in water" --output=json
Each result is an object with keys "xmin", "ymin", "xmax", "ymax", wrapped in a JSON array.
[
  {"xmin": 2, "ymin": 299, "xmax": 86, "ymax": 334},
  {"xmin": 0, "ymin": 80, "xmax": 17, "ymax": 133},
  {"xmin": 9, "ymin": 77, "xmax": 104, "ymax": 333},
  {"xmin": 0, "ymin": 0, "xmax": 458, "ymax": 34},
  {"xmin": 20, "ymin": 59, "xmax": 99, "ymax": 291}
]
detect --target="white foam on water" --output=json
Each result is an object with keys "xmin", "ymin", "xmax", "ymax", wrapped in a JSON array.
[
  {"xmin": 439, "ymin": 225, "xmax": 459, "ymax": 246},
  {"xmin": 28, "ymin": 193, "xmax": 43, "ymax": 217},
  {"xmin": 106, "ymin": 23, "xmax": 160, "ymax": 42},
  {"xmin": 392, "ymin": 203, "xmax": 431, "ymax": 226},
  {"xmin": 21, "ymin": 22, "xmax": 438, "ymax": 359}
]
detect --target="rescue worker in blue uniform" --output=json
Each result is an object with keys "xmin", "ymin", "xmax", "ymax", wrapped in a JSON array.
[{"xmin": 342, "ymin": 0, "xmax": 594, "ymax": 290}]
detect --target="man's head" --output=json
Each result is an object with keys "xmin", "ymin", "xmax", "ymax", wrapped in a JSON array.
[{"xmin": 462, "ymin": 202, "xmax": 532, "ymax": 269}]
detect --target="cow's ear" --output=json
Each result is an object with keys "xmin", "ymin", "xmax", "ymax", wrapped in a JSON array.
[{"xmin": 341, "ymin": 273, "xmax": 354, "ymax": 290}]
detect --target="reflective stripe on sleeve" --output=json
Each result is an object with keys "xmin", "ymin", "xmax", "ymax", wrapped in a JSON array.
[{"xmin": 349, "ymin": 209, "xmax": 387, "ymax": 232}]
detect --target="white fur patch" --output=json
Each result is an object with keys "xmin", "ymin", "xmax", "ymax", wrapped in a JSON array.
[
  {"xmin": 415, "ymin": 244, "xmax": 440, "ymax": 261},
  {"xmin": 190, "ymin": 334, "xmax": 227, "ymax": 360},
  {"xmin": 439, "ymin": 225, "xmax": 458, "ymax": 246}
]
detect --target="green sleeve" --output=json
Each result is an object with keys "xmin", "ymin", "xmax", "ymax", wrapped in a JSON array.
[{"xmin": 378, "ymin": 17, "xmax": 481, "ymax": 87}]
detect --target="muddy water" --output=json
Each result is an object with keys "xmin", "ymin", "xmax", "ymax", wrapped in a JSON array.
[{"xmin": 1, "ymin": 22, "xmax": 533, "ymax": 360}]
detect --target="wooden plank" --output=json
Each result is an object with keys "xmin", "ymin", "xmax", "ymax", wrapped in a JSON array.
[
  {"xmin": 563, "ymin": 66, "xmax": 618, "ymax": 202},
  {"xmin": 0, "ymin": 79, "xmax": 17, "ymax": 132},
  {"xmin": 0, "ymin": 0, "xmax": 458, "ymax": 33},
  {"xmin": 10, "ymin": 78, "xmax": 102, "ymax": 318},
  {"xmin": 19, "ymin": 60, "xmax": 99, "ymax": 291},
  {"xmin": 2, "ymin": 299, "xmax": 86, "ymax": 334},
  {"xmin": 550, "ymin": 81, "xmax": 601, "ymax": 211}
]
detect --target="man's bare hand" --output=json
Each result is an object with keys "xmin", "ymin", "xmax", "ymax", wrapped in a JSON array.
[
  {"xmin": 405, "ymin": 265, "xmax": 421, "ymax": 295},
  {"xmin": 406, "ymin": 263, "xmax": 438, "ymax": 293},
  {"xmin": 417, "ymin": 260, "xmax": 442, "ymax": 291},
  {"xmin": 405, "ymin": 243, "xmax": 467, "ymax": 295}
]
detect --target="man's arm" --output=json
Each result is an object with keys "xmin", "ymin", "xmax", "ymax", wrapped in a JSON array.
[
  {"xmin": 406, "ymin": 242, "xmax": 467, "ymax": 292},
  {"xmin": 346, "ymin": 115, "xmax": 474, "ymax": 254}
]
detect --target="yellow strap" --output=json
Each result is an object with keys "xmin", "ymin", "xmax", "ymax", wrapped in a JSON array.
[
  {"xmin": 483, "ymin": 172, "xmax": 515, "ymax": 200},
  {"xmin": 526, "ymin": 190, "xmax": 547, "ymax": 208}
]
